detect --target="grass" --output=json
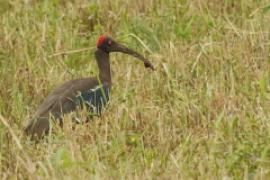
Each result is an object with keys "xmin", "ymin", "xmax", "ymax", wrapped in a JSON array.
[{"xmin": 0, "ymin": 0, "xmax": 270, "ymax": 179}]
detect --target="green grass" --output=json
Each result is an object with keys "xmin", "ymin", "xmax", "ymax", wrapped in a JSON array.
[{"xmin": 0, "ymin": 0, "xmax": 270, "ymax": 179}]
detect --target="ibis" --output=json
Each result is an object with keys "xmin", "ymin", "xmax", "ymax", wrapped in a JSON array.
[{"xmin": 24, "ymin": 35, "xmax": 154, "ymax": 140}]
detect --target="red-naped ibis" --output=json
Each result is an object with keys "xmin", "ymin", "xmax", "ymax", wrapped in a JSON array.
[{"xmin": 24, "ymin": 35, "xmax": 154, "ymax": 140}]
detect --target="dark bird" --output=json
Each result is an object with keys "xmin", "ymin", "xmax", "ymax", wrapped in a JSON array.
[{"xmin": 24, "ymin": 35, "xmax": 154, "ymax": 140}]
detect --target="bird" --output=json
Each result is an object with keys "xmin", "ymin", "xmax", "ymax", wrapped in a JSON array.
[{"xmin": 24, "ymin": 35, "xmax": 155, "ymax": 140}]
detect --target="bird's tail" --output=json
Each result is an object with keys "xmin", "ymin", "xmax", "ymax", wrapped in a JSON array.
[{"xmin": 24, "ymin": 117, "xmax": 50, "ymax": 140}]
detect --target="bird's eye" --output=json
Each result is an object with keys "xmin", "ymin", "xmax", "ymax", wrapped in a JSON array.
[{"xmin": 108, "ymin": 40, "xmax": 112, "ymax": 45}]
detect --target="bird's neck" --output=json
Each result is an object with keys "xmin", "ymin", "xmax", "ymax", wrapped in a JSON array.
[{"xmin": 95, "ymin": 49, "xmax": 111, "ymax": 85}]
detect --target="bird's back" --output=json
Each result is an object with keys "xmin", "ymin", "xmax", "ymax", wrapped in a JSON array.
[{"xmin": 25, "ymin": 77, "xmax": 110, "ymax": 139}]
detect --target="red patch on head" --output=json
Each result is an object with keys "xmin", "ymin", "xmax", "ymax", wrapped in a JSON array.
[{"xmin": 96, "ymin": 35, "xmax": 107, "ymax": 47}]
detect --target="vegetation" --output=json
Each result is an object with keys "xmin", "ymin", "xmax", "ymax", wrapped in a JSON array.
[{"xmin": 0, "ymin": 0, "xmax": 270, "ymax": 179}]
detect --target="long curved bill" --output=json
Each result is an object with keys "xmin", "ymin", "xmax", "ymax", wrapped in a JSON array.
[{"xmin": 112, "ymin": 43, "xmax": 155, "ymax": 71}]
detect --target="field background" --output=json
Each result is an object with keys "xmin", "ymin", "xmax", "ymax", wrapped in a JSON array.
[{"xmin": 0, "ymin": 0, "xmax": 270, "ymax": 179}]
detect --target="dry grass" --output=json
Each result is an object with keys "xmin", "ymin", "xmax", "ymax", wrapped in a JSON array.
[{"xmin": 0, "ymin": 0, "xmax": 270, "ymax": 179}]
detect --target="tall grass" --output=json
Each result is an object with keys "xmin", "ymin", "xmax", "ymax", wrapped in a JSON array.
[{"xmin": 0, "ymin": 0, "xmax": 270, "ymax": 179}]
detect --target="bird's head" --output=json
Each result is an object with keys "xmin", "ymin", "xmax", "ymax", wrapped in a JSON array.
[{"xmin": 96, "ymin": 35, "xmax": 155, "ymax": 70}]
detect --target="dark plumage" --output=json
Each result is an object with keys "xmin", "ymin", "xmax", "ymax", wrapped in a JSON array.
[
  {"xmin": 74, "ymin": 83, "xmax": 110, "ymax": 116},
  {"xmin": 24, "ymin": 35, "xmax": 154, "ymax": 140}
]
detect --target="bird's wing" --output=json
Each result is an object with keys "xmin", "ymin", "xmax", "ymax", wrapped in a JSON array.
[{"xmin": 32, "ymin": 78, "xmax": 100, "ymax": 119}]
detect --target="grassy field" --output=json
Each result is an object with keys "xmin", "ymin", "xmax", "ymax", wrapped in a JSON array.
[{"xmin": 0, "ymin": 0, "xmax": 270, "ymax": 179}]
